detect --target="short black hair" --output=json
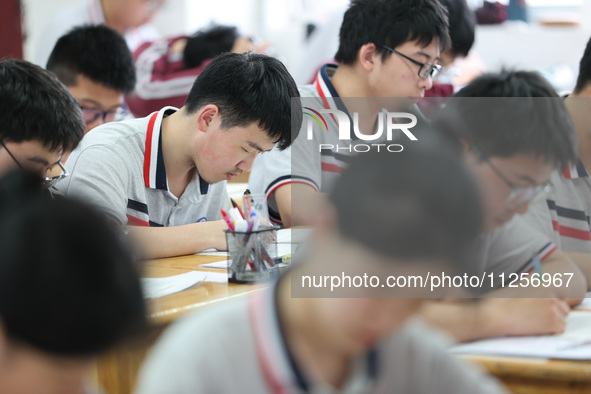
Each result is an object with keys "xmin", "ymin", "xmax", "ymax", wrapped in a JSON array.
[
  {"xmin": 335, "ymin": 0, "xmax": 450, "ymax": 65},
  {"xmin": 183, "ymin": 25, "xmax": 239, "ymax": 69},
  {"xmin": 329, "ymin": 130, "xmax": 481, "ymax": 269},
  {"xmin": 435, "ymin": 70, "xmax": 577, "ymax": 170},
  {"xmin": 184, "ymin": 52, "xmax": 302, "ymax": 150},
  {"xmin": 0, "ymin": 171, "xmax": 146, "ymax": 356},
  {"xmin": 47, "ymin": 25, "xmax": 136, "ymax": 94},
  {"xmin": 0, "ymin": 60, "xmax": 84, "ymax": 151},
  {"xmin": 574, "ymin": 34, "xmax": 591, "ymax": 93},
  {"xmin": 439, "ymin": 0, "xmax": 476, "ymax": 58}
]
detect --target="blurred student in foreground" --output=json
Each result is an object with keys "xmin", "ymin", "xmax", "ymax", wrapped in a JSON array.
[
  {"xmin": 135, "ymin": 140, "xmax": 507, "ymax": 393},
  {"xmin": 0, "ymin": 171, "xmax": 146, "ymax": 394}
]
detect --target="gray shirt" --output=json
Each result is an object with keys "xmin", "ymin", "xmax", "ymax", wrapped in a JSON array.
[
  {"xmin": 135, "ymin": 287, "xmax": 507, "ymax": 394},
  {"xmin": 56, "ymin": 107, "xmax": 229, "ymax": 226}
]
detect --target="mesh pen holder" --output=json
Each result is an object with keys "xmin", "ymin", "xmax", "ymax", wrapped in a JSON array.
[{"xmin": 225, "ymin": 227, "xmax": 280, "ymax": 284}]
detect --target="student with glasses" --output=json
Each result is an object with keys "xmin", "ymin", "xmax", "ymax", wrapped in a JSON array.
[
  {"xmin": 0, "ymin": 60, "xmax": 84, "ymax": 187},
  {"xmin": 420, "ymin": 70, "xmax": 587, "ymax": 342},
  {"xmin": 47, "ymin": 25, "xmax": 136, "ymax": 135},
  {"xmin": 521, "ymin": 35, "xmax": 591, "ymax": 289},
  {"xmin": 248, "ymin": 0, "xmax": 450, "ymax": 228}
]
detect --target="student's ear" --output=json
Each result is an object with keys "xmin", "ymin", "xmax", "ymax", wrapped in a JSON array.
[
  {"xmin": 196, "ymin": 104, "xmax": 220, "ymax": 132},
  {"xmin": 357, "ymin": 43, "xmax": 378, "ymax": 72}
]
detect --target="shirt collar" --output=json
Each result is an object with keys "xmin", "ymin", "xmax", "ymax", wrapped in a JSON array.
[
  {"xmin": 563, "ymin": 159, "xmax": 590, "ymax": 179},
  {"xmin": 249, "ymin": 280, "xmax": 379, "ymax": 393},
  {"xmin": 143, "ymin": 107, "xmax": 177, "ymax": 191}
]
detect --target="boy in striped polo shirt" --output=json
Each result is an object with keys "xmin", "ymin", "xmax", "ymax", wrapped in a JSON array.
[
  {"xmin": 56, "ymin": 52, "xmax": 302, "ymax": 259},
  {"xmin": 249, "ymin": 0, "xmax": 450, "ymax": 227},
  {"xmin": 523, "ymin": 35, "xmax": 591, "ymax": 286}
]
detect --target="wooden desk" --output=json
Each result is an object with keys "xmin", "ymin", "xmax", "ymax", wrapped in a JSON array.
[
  {"xmin": 96, "ymin": 253, "xmax": 266, "ymax": 394},
  {"xmin": 97, "ymin": 251, "xmax": 591, "ymax": 394},
  {"xmin": 462, "ymin": 355, "xmax": 591, "ymax": 394}
]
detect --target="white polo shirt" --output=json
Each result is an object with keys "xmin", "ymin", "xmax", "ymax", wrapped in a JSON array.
[
  {"xmin": 135, "ymin": 283, "xmax": 506, "ymax": 394},
  {"xmin": 56, "ymin": 107, "xmax": 229, "ymax": 227}
]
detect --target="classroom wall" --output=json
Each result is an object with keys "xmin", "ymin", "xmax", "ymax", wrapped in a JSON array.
[{"xmin": 20, "ymin": 0, "xmax": 591, "ymax": 89}]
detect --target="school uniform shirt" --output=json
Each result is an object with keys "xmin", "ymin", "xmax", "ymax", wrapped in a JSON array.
[
  {"xmin": 470, "ymin": 216, "xmax": 557, "ymax": 292},
  {"xmin": 249, "ymin": 64, "xmax": 420, "ymax": 226},
  {"xmin": 55, "ymin": 107, "xmax": 229, "ymax": 227},
  {"xmin": 134, "ymin": 285, "xmax": 507, "ymax": 394},
  {"xmin": 522, "ymin": 161, "xmax": 591, "ymax": 254},
  {"xmin": 127, "ymin": 36, "xmax": 211, "ymax": 118},
  {"xmin": 35, "ymin": 0, "xmax": 159, "ymax": 67}
]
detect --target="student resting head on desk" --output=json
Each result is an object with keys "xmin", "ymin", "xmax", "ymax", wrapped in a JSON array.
[
  {"xmin": 0, "ymin": 59, "xmax": 84, "ymax": 190},
  {"xmin": 248, "ymin": 0, "xmax": 450, "ymax": 228},
  {"xmin": 54, "ymin": 52, "xmax": 302, "ymax": 259},
  {"xmin": 0, "ymin": 171, "xmax": 146, "ymax": 394},
  {"xmin": 420, "ymin": 70, "xmax": 587, "ymax": 343},
  {"xmin": 135, "ymin": 135, "xmax": 507, "ymax": 394}
]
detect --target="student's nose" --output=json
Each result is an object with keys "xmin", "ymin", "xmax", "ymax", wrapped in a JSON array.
[
  {"xmin": 419, "ymin": 75, "xmax": 434, "ymax": 91},
  {"xmin": 237, "ymin": 153, "xmax": 258, "ymax": 172}
]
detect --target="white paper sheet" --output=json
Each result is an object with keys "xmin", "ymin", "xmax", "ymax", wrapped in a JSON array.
[
  {"xmin": 451, "ymin": 311, "xmax": 591, "ymax": 360},
  {"xmin": 142, "ymin": 271, "xmax": 228, "ymax": 299},
  {"xmin": 276, "ymin": 228, "xmax": 312, "ymax": 244},
  {"xmin": 574, "ymin": 291, "xmax": 591, "ymax": 310}
]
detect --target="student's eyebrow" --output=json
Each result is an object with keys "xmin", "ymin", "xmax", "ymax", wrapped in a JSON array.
[
  {"xmin": 515, "ymin": 174, "xmax": 542, "ymax": 186},
  {"xmin": 78, "ymin": 98, "xmax": 104, "ymax": 107},
  {"xmin": 416, "ymin": 51, "xmax": 440, "ymax": 62},
  {"xmin": 26, "ymin": 156, "xmax": 50, "ymax": 166},
  {"xmin": 247, "ymin": 141, "xmax": 272, "ymax": 153}
]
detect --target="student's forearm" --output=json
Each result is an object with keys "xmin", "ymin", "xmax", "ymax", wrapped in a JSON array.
[
  {"xmin": 421, "ymin": 297, "xmax": 570, "ymax": 341},
  {"xmin": 420, "ymin": 301, "xmax": 502, "ymax": 342},
  {"xmin": 127, "ymin": 220, "xmax": 227, "ymax": 259},
  {"xmin": 564, "ymin": 251, "xmax": 591, "ymax": 291}
]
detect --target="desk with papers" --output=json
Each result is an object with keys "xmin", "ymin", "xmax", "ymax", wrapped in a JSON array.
[
  {"xmin": 94, "ymin": 229, "xmax": 303, "ymax": 394},
  {"xmin": 95, "ymin": 230, "xmax": 591, "ymax": 394}
]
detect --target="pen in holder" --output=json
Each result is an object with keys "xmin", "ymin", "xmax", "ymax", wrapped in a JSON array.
[{"xmin": 225, "ymin": 227, "xmax": 280, "ymax": 284}]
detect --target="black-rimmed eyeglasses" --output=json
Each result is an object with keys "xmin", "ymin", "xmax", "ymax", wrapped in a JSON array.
[
  {"xmin": 378, "ymin": 44, "xmax": 441, "ymax": 80},
  {"xmin": 0, "ymin": 140, "xmax": 69, "ymax": 189}
]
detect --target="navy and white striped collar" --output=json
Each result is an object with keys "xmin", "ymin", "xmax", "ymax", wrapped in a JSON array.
[{"xmin": 564, "ymin": 159, "xmax": 590, "ymax": 179}]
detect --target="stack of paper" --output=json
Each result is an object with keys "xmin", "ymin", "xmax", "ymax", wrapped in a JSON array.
[
  {"xmin": 451, "ymin": 311, "xmax": 591, "ymax": 360},
  {"xmin": 142, "ymin": 271, "xmax": 228, "ymax": 299}
]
